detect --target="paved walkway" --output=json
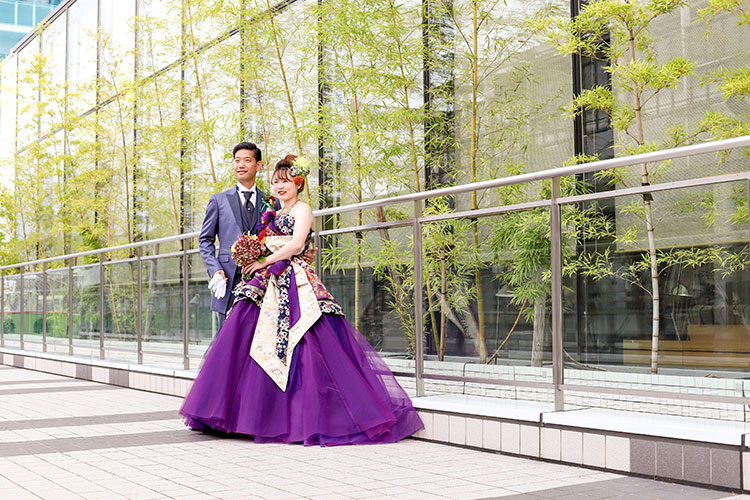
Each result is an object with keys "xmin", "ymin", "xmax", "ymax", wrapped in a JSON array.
[{"xmin": 0, "ymin": 365, "xmax": 747, "ymax": 500}]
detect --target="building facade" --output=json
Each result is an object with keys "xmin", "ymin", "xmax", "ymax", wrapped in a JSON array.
[{"xmin": 0, "ymin": 0, "xmax": 61, "ymax": 59}]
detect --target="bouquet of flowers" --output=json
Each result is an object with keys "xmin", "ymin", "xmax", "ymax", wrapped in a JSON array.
[{"xmin": 231, "ymin": 232, "xmax": 267, "ymax": 280}]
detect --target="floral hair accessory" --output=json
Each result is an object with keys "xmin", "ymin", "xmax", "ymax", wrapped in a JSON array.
[{"xmin": 291, "ymin": 156, "xmax": 312, "ymax": 182}]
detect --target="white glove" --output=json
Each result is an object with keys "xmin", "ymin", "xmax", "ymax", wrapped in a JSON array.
[{"xmin": 208, "ymin": 273, "xmax": 227, "ymax": 299}]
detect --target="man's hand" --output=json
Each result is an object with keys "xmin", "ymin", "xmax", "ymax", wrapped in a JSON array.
[
  {"xmin": 208, "ymin": 270, "xmax": 227, "ymax": 299},
  {"xmin": 302, "ymin": 247, "xmax": 317, "ymax": 266}
]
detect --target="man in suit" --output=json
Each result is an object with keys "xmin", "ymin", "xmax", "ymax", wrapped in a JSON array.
[{"xmin": 200, "ymin": 142, "xmax": 278, "ymax": 329}]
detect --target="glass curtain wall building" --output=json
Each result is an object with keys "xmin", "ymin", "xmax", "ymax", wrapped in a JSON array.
[
  {"xmin": 0, "ymin": 0, "xmax": 61, "ymax": 59},
  {"xmin": 0, "ymin": 0, "xmax": 749, "ymax": 408}
]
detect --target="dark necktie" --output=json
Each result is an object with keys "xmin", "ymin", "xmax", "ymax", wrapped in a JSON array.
[{"xmin": 243, "ymin": 191, "xmax": 254, "ymax": 212}]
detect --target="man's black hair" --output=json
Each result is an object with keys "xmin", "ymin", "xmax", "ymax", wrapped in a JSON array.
[{"xmin": 232, "ymin": 142, "xmax": 261, "ymax": 161}]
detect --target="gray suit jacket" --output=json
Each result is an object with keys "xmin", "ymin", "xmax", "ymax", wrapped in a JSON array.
[{"xmin": 199, "ymin": 186, "xmax": 278, "ymax": 314}]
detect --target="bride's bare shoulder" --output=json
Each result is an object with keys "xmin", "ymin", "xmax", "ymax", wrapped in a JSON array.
[{"xmin": 292, "ymin": 201, "xmax": 312, "ymax": 217}]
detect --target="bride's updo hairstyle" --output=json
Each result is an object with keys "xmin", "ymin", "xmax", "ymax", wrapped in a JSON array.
[{"xmin": 273, "ymin": 154, "xmax": 304, "ymax": 191}]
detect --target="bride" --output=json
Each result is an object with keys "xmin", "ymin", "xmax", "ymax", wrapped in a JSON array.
[{"xmin": 180, "ymin": 154, "xmax": 423, "ymax": 445}]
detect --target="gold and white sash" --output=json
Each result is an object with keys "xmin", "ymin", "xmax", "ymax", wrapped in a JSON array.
[{"xmin": 250, "ymin": 236, "xmax": 322, "ymax": 391}]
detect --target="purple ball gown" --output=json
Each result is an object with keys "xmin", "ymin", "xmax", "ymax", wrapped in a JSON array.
[{"xmin": 180, "ymin": 212, "xmax": 423, "ymax": 446}]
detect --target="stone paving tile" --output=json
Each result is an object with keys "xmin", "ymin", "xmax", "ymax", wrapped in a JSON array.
[
  {"xmin": 0, "ymin": 410, "xmax": 178, "ymax": 431},
  {"xmin": 0, "ymin": 378, "xmax": 80, "ymax": 386},
  {"xmin": 0, "ymin": 365, "xmax": 748, "ymax": 500},
  {"xmin": 0, "ymin": 384, "xmax": 122, "ymax": 396}
]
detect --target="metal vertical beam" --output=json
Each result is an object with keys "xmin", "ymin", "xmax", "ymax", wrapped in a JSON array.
[
  {"xmin": 68, "ymin": 258, "xmax": 74, "ymax": 356},
  {"xmin": 183, "ymin": 242, "xmax": 190, "ymax": 370},
  {"xmin": 550, "ymin": 177, "xmax": 564, "ymax": 411},
  {"xmin": 42, "ymin": 262, "xmax": 47, "ymax": 352},
  {"xmin": 132, "ymin": 0, "xmax": 141, "ymax": 245},
  {"xmin": 137, "ymin": 247, "xmax": 143, "ymax": 365},
  {"xmin": 19, "ymin": 268, "xmax": 24, "ymax": 350},
  {"xmin": 413, "ymin": 200, "xmax": 425, "ymax": 397},
  {"xmin": 63, "ymin": 6, "xmax": 71, "ymax": 256},
  {"xmin": 570, "ymin": 0, "xmax": 584, "ymax": 158},
  {"xmin": 99, "ymin": 256, "xmax": 105, "ymax": 360},
  {"xmin": 314, "ymin": 217, "xmax": 323, "ymax": 275}
]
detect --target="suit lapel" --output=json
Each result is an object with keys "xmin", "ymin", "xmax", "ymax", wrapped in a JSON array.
[{"xmin": 225, "ymin": 188, "xmax": 246, "ymax": 232}]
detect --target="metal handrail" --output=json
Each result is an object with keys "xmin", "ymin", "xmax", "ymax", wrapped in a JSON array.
[
  {"xmin": 314, "ymin": 135, "xmax": 750, "ymax": 216},
  {"xmin": 0, "ymin": 232, "xmax": 199, "ymax": 271},
  {"xmin": 1, "ymin": 135, "xmax": 749, "ymax": 410},
  {"xmin": 3, "ymin": 135, "xmax": 749, "ymax": 272}
]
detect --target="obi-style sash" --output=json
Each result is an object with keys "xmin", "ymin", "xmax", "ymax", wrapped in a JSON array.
[{"xmin": 250, "ymin": 236, "xmax": 322, "ymax": 391}]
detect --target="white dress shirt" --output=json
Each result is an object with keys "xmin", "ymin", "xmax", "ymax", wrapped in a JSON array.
[{"xmin": 237, "ymin": 182, "xmax": 256, "ymax": 208}]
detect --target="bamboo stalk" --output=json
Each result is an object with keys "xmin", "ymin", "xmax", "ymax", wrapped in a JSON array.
[
  {"xmin": 265, "ymin": 0, "xmax": 309, "ymax": 198},
  {"xmin": 628, "ymin": 32, "xmax": 660, "ymax": 373},
  {"xmin": 145, "ymin": 27, "xmax": 182, "ymax": 234},
  {"xmin": 439, "ymin": 248, "xmax": 447, "ymax": 360},
  {"xmin": 470, "ymin": 0, "xmax": 487, "ymax": 363},
  {"xmin": 486, "ymin": 299, "xmax": 526, "ymax": 364},
  {"xmin": 185, "ymin": 0, "xmax": 217, "ymax": 186},
  {"xmin": 387, "ymin": 0, "xmax": 421, "ymax": 191}
]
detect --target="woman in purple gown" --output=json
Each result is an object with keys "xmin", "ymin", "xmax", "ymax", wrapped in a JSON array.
[{"xmin": 180, "ymin": 155, "xmax": 423, "ymax": 446}]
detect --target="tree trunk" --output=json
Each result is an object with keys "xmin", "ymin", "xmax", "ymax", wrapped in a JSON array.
[
  {"xmin": 531, "ymin": 298, "xmax": 545, "ymax": 367},
  {"xmin": 628, "ymin": 33, "xmax": 660, "ymax": 373},
  {"xmin": 646, "ymin": 202, "xmax": 659, "ymax": 373},
  {"xmin": 469, "ymin": 0, "xmax": 487, "ymax": 363}
]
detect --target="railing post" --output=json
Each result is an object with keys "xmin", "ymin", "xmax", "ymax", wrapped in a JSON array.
[
  {"xmin": 137, "ymin": 246, "xmax": 143, "ymax": 365},
  {"xmin": 182, "ymin": 240, "xmax": 190, "ymax": 370},
  {"xmin": 1, "ymin": 269, "xmax": 4, "ymax": 348},
  {"xmin": 314, "ymin": 216, "xmax": 322, "ymax": 275},
  {"xmin": 19, "ymin": 267, "xmax": 24, "ymax": 350},
  {"xmin": 68, "ymin": 258, "xmax": 74, "ymax": 356},
  {"xmin": 42, "ymin": 262, "xmax": 47, "ymax": 353},
  {"xmin": 99, "ymin": 255, "xmax": 105, "ymax": 360},
  {"xmin": 550, "ymin": 177, "xmax": 564, "ymax": 411},
  {"xmin": 413, "ymin": 200, "xmax": 425, "ymax": 397}
]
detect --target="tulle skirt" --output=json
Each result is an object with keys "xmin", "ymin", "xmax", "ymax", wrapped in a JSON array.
[{"xmin": 179, "ymin": 300, "xmax": 423, "ymax": 446}]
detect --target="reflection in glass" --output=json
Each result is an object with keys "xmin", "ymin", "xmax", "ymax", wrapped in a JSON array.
[{"xmin": 564, "ymin": 181, "xmax": 749, "ymax": 386}]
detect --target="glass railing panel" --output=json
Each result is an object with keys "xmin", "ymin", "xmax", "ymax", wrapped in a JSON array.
[
  {"xmin": 421, "ymin": 209, "xmax": 554, "ymax": 401},
  {"xmin": 141, "ymin": 254, "xmax": 184, "ymax": 367},
  {"xmin": 187, "ymin": 249, "xmax": 213, "ymax": 363},
  {"xmin": 2, "ymin": 274, "xmax": 22, "ymax": 348},
  {"xmin": 71, "ymin": 263, "xmax": 102, "ymax": 358},
  {"xmin": 320, "ymin": 225, "xmax": 417, "ymax": 391},
  {"xmin": 44, "ymin": 267, "xmax": 71, "ymax": 354},
  {"xmin": 102, "ymin": 261, "xmax": 138, "ymax": 363},
  {"xmin": 320, "ymin": 229, "xmax": 408, "ymax": 353},
  {"xmin": 562, "ymin": 179, "xmax": 750, "ymax": 419},
  {"xmin": 18, "ymin": 271, "xmax": 43, "ymax": 352}
]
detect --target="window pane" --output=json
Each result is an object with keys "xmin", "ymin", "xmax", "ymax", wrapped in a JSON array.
[
  {"xmin": 68, "ymin": 0, "xmax": 97, "ymax": 112},
  {"xmin": 0, "ymin": 2, "xmax": 15, "ymax": 24},
  {"xmin": 17, "ymin": 4, "xmax": 33, "ymax": 26},
  {"xmin": 34, "ymin": 5, "xmax": 52, "ymax": 24}
]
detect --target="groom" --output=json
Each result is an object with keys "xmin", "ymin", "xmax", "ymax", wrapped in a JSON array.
[{"xmin": 200, "ymin": 142, "xmax": 278, "ymax": 329}]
